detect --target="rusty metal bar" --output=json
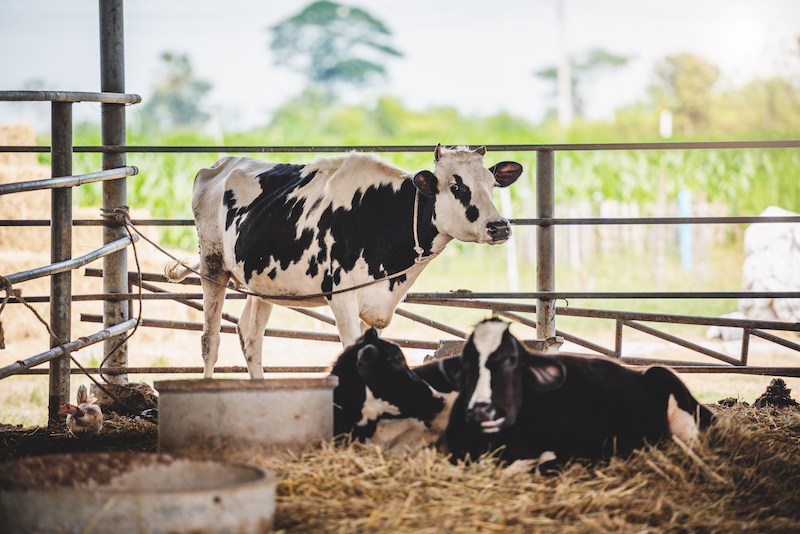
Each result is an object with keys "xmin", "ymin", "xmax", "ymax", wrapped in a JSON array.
[
  {"xmin": 0, "ymin": 319, "xmax": 140, "ymax": 380},
  {"xmin": 408, "ymin": 290, "xmax": 800, "ymax": 300},
  {"xmin": 620, "ymin": 358, "xmax": 728, "ymax": 367},
  {"xmin": 536, "ymin": 150, "xmax": 556, "ymax": 339},
  {"xmin": 0, "ymin": 167, "xmax": 138, "ymax": 196},
  {"xmin": 498, "ymin": 310, "xmax": 617, "ymax": 357},
  {"xmin": 3, "ymin": 140, "xmax": 800, "ymax": 153},
  {"xmin": 100, "ymin": 0, "xmax": 130, "ymax": 384},
  {"xmin": 48, "ymin": 100, "xmax": 72, "ymax": 427},
  {"xmin": 658, "ymin": 366, "xmax": 800, "ymax": 377},
  {"xmin": 509, "ymin": 215, "xmax": 800, "ymax": 226},
  {"xmin": 622, "ymin": 320, "xmax": 743, "ymax": 366},
  {"xmin": 16, "ymin": 365, "xmax": 328, "ymax": 375},
  {"xmin": 131, "ymin": 279, "xmax": 241, "ymax": 325},
  {"xmin": 0, "ymin": 90, "xmax": 140, "ymax": 104},
  {"xmin": 615, "ymin": 319, "xmax": 623, "ymax": 359},
  {"xmin": 395, "ymin": 307, "xmax": 467, "ymax": 338},
  {"xmin": 741, "ymin": 329, "xmax": 751, "ymax": 366},
  {"xmin": 80, "ymin": 314, "xmax": 441, "ymax": 350}
]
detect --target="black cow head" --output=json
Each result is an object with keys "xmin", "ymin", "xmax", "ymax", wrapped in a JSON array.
[
  {"xmin": 411, "ymin": 145, "xmax": 522, "ymax": 245},
  {"xmin": 333, "ymin": 327, "xmax": 445, "ymax": 434},
  {"xmin": 453, "ymin": 319, "xmax": 566, "ymax": 433}
]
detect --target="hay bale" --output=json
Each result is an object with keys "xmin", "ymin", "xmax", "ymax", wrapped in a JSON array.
[{"xmin": 0, "ymin": 123, "xmax": 38, "ymax": 166}]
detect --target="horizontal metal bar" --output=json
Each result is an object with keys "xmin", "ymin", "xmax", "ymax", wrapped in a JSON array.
[
  {"xmin": 407, "ymin": 290, "xmax": 800, "ymax": 300},
  {"xmin": 509, "ymin": 216, "xmax": 800, "ymax": 226},
  {"xmin": 622, "ymin": 320, "xmax": 743, "ymax": 365},
  {"xmin": 16, "ymin": 365, "xmax": 328, "ymax": 375},
  {"xmin": 650, "ymin": 366, "xmax": 800, "ymax": 377},
  {"xmin": 0, "ymin": 319, "xmax": 139, "ymax": 379},
  {"xmin": 0, "ymin": 90, "xmax": 141, "ymax": 104},
  {"xmin": 4, "ymin": 234, "xmax": 138, "ymax": 285},
  {"xmin": 620, "ymin": 358, "xmax": 728, "ymax": 367},
  {"xmin": 0, "ymin": 166, "xmax": 138, "ymax": 196},
  {"xmin": 1, "ymin": 140, "xmax": 800, "ymax": 154},
  {"xmin": 0, "ymin": 219, "xmax": 195, "ymax": 227},
  {"xmin": 403, "ymin": 298, "xmax": 800, "ymax": 331},
  {"xmin": 80, "ymin": 314, "xmax": 441, "ymax": 350}
]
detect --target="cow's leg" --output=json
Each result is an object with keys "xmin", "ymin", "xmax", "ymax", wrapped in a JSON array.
[
  {"xmin": 329, "ymin": 293, "xmax": 363, "ymax": 349},
  {"xmin": 200, "ymin": 272, "xmax": 230, "ymax": 379},
  {"xmin": 237, "ymin": 296, "xmax": 273, "ymax": 379}
]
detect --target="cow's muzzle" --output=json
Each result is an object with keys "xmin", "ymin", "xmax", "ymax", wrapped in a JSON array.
[
  {"xmin": 486, "ymin": 219, "xmax": 511, "ymax": 243},
  {"xmin": 467, "ymin": 402, "xmax": 506, "ymax": 433}
]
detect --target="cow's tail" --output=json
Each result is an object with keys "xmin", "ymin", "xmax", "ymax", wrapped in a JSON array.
[{"xmin": 164, "ymin": 259, "xmax": 199, "ymax": 282}]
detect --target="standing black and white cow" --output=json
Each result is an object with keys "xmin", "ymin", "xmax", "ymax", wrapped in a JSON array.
[
  {"xmin": 443, "ymin": 319, "xmax": 716, "ymax": 464},
  {"xmin": 331, "ymin": 327, "xmax": 451, "ymax": 452},
  {"xmin": 167, "ymin": 145, "xmax": 522, "ymax": 378}
]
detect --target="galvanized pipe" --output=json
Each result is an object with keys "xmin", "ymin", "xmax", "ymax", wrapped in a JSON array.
[
  {"xmin": 100, "ymin": 0, "xmax": 130, "ymax": 383},
  {"xmin": 535, "ymin": 150, "xmax": 556, "ymax": 339},
  {"xmin": 48, "ymin": 101, "xmax": 73, "ymax": 427},
  {"xmin": 0, "ymin": 319, "xmax": 139, "ymax": 379},
  {"xmin": 16, "ymin": 365, "xmax": 329, "ymax": 375},
  {"xmin": 0, "ymin": 166, "xmax": 138, "ymax": 195},
  {"xmin": 4, "ymin": 139, "xmax": 800, "ymax": 153},
  {"xmin": 622, "ymin": 320, "xmax": 743, "ymax": 366},
  {"xmin": 4, "ymin": 235, "xmax": 137, "ymax": 285},
  {"xmin": 0, "ymin": 90, "xmax": 140, "ymax": 104}
]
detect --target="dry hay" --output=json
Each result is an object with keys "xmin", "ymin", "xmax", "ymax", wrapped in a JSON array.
[{"xmin": 252, "ymin": 403, "xmax": 800, "ymax": 534}]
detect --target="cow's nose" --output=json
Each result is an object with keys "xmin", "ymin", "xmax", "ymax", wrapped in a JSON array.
[
  {"xmin": 486, "ymin": 219, "xmax": 511, "ymax": 241},
  {"xmin": 467, "ymin": 402, "xmax": 495, "ymax": 423}
]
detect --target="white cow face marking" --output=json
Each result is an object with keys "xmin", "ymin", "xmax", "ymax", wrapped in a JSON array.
[
  {"xmin": 467, "ymin": 320, "xmax": 510, "ymax": 411},
  {"xmin": 667, "ymin": 394, "xmax": 699, "ymax": 442},
  {"xmin": 413, "ymin": 145, "xmax": 521, "ymax": 245},
  {"xmin": 358, "ymin": 386, "xmax": 401, "ymax": 426}
]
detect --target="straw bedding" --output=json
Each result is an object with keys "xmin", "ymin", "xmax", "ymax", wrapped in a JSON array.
[{"xmin": 1, "ymin": 402, "xmax": 798, "ymax": 533}]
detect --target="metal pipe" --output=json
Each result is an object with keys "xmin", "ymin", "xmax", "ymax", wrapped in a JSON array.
[
  {"xmin": 536, "ymin": 150, "xmax": 556, "ymax": 339},
  {"xmin": 0, "ymin": 166, "xmax": 138, "ymax": 195},
  {"xmin": 100, "ymin": 0, "xmax": 130, "ymax": 384},
  {"xmin": 0, "ymin": 319, "xmax": 139, "ymax": 379},
  {"xmin": 48, "ymin": 101, "xmax": 72, "ymax": 427},
  {"xmin": 622, "ymin": 320, "xmax": 742, "ymax": 366},
  {"xmin": 0, "ymin": 219, "xmax": 195, "ymax": 227},
  {"xmin": 4, "ymin": 235, "xmax": 137, "ymax": 285},
  {"xmin": 0, "ymin": 90, "xmax": 140, "ymax": 104},
  {"xmin": 4, "ymin": 139, "xmax": 800, "ymax": 153},
  {"xmin": 16, "ymin": 365, "xmax": 329, "ymax": 375},
  {"xmin": 394, "ymin": 307, "xmax": 468, "ymax": 339},
  {"xmin": 80, "ymin": 314, "xmax": 441, "ymax": 350},
  {"xmin": 408, "ymin": 290, "xmax": 800, "ymax": 300}
]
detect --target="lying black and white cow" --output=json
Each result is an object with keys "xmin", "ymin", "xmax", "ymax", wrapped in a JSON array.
[
  {"xmin": 440, "ymin": 319, "xmax": 716, "ymax": 465},
  {"xmin": 330, "ymin": 327, "xmax": 452, "ymax": 452},
  {"xmin": 166, "ymin": 145, "xmax": 522, "ymax": 378}
]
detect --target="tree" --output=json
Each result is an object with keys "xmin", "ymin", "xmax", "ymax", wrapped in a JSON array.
[
  {"xmin": 648, "ymin": 53, "xmax": 720, "ymax": 134},
  {"xmin": 140, "ymin": 53, "xmax": 212, "ymax": 130},
  {"xmin": 535, "ymin": 48, "xmax": 629, "ymax": 119},
  {"xmin": 269, "ymin": 1, "xmax": 402, "ymax": 91}
]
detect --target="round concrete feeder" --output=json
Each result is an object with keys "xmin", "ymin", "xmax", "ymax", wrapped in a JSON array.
[
  {"xmin": 0, "ymin": 452, "xmax": 275, "ymax": 534},
  {"xmin": 155, "ymin": 376, "xmax": 338, "ymax": 461}
]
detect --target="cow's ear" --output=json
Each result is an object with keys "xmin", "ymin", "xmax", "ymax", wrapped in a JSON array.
[
  {"xmin": 473, "ymin": 145, "xmax": 487, "ymax": 156},
  {"xmin": 524, "ymin": 353, "xmax": 566, "ymax": 391},
  {"xmin": 489, "ymin": 162, "xmax": 523, "ymax": 187},
  {"xmin": 413, "ymin": 170, "xmax": 439, "ymax": 197},
  {"xmin": 434, "ymin": 143, "xmax": 443, "ymax": 162},
  {"xmin": 356, "ymin": 344, "xmax": 379, "ymax": 378},
  {"xmin": 439, "ymin": 356, "xmax": 463, "ymax": 389},
  {"xmin": 363, "ymin": 326, "xmax": 379, "ymax": 342}
]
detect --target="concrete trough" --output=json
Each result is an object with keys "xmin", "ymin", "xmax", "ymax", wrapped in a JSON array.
[
  {"xmin": 0, "ymin": 452, "xmax": 275, "ymax": 534},
  {"xmin": 155, "ymin": 377, "xmax": 338, "ymax": 461}
]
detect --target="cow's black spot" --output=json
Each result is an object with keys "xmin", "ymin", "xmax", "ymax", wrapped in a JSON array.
[
  {"xmin": 451, "ymin": 175, "xmax": 480, "ymax": 223},
  {"xmin": 389, "ymin": 274, "xmax": 407, "ymax": 291},
  {"xmin": 466, "ymin": 205, "xmax": 479, "ymax": 223},
  {"xmin": 268, "ymin": 268, "xmax": 277, "ymax": 279},
  {"xmin": 230, "ymin": 162, "xmax": 439, "ymax": 295}
]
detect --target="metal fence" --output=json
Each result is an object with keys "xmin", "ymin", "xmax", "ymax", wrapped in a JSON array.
[{"xmin": 2, "ymin": 1, "xmax": 800, "ymax": 428}]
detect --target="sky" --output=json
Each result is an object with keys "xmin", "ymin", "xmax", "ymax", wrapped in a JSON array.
[{"xmin": 1, "ymin": 0, "xmax": 799, "ymax": 133}]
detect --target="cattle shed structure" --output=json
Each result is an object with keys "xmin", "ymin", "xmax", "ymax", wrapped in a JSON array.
[{"xmin": 2, "ymin": 1, "xmax": 800, "ymax": 428}]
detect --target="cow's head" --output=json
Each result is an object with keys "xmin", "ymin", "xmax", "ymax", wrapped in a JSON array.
[
  {"xmin": 453, "ymin": 319, "xmax": 566, "ymax": 433},
  {"xmin": 355, "ymin": 327, "xmax": 446, "ymax": 423},
  {"xmin": 412, "ymin": 144, "xmax": 522, "ymax": 244}
]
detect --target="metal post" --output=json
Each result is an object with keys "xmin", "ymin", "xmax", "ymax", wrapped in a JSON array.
[
  {"xmin": 99, "ymin": 0, "xmax": 129, "ymax": 383},
  {"xmin": 49, "ymin": 101, "xmax": 72, "ymax": 427},
  {"xmin": 536, "ymin": 150, "xmax": 556, "ymax": 340}
]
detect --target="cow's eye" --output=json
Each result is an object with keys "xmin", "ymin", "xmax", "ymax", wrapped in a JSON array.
[{"xmin": 449, "ymin": 183, "xmax": 460, "ymax": 194}]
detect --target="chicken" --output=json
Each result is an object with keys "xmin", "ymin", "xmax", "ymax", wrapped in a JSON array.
[{"xmin": 60, "ymin": 384, "xmax": 103, "ymax": 436}]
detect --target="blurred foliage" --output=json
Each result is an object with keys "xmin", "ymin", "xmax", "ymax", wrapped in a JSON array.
[
  {"xmin": 138, "ymin": 53, "xmax": 212, "ymax": 130},
  {"xmin": 536, "ymin": 48, "xmax": 630, "ymax": 118},
  {"xmin": 269, "ymin": 0, "xmax": 402, "ymax": 92}
]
